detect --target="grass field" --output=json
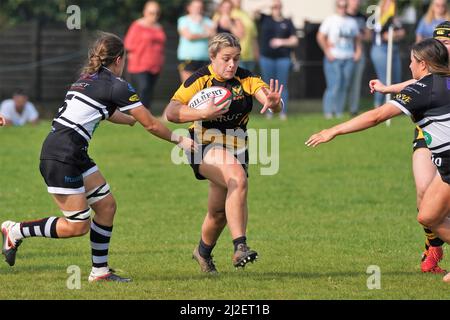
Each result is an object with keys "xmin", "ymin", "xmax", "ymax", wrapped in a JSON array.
[{"xmin": 1, "ymin": 112, "xmax": 449, "ymax": 300}]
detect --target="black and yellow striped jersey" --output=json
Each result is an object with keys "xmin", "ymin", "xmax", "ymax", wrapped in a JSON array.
[
  {"xmin": 171, "ymin": 65, "xmax": 268, "ymax": 133},
  {"xmin": 171, "ymin": 65, "xmax": 268, "ymax": 152}
]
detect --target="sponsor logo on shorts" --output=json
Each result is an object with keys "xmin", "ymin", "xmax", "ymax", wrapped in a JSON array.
[{"xmin": 64, "ymin": 175, "xmax": 83, "ymax": 183}]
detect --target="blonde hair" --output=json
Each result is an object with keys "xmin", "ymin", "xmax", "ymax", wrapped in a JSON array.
[
  {"xmin": 412, "ymin": 38, "xmax": 450, "ymax": 76},
  {"xmin": 208, "ymin": 32, "xmax": 241, "ymax": 58},
  {"xmin": 82, "ymin": 32, "xmax": 124, "ymax": 75},
  {"xmin": 425, "ymin": 0, "xmax": 450, "ymax": 24}
]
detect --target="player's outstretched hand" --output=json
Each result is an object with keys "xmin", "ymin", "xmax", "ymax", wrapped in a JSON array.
[
  {"xmin": 202, "ymin": 95, "xmax": 229, "ymax": 121},
  {"xmin": 261, "ymin": 79, "xmax": 283, "ymax": 114},
  {"xmin": 369, "ymin": 79, "xmax": 386, "ymax": 94},
  {"xmin": 0, "ymin": 114, "xmax": 5, "ymax": 126},
  {"xmin": 178, "ymin": 135, "xmax": 199, "ymax": 153},
  {"xmin": 305, "ymin": 129, "xmax": 336, "ymax": 147}
]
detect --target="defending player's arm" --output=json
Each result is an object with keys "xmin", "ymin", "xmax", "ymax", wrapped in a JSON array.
[
  {"xmin": 307, "ymin": 80, "xmax": 431, "ymax": 147},
  {"xmin": 369, "ymin": 79, "xmax": 416, "ymax": 95},
  {"xmin": 129, "ymin": 105, "xmax": 197, "ymax": 152},
  {"xmin": 0, "ymin": 114, "xmax": 5, "ymax": 126},
  {"xmin": 112, "ymin": 80, "xmax": 196, "ymax": 152},
  {"xmin": 305, "ymin": 103, "xmax": 403, "ymax": 147},
  {"xmin": 255, "ymin": 79, "xmax": 283, "ymax": 114},
  {"xmin": 108, "ymin": 110, "xmax": 136, "ymax": 126}
]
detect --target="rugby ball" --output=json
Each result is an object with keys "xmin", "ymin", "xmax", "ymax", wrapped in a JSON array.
[{"xmin": 188, "ymin": 86, "xmax": 232, "ymax": 110}]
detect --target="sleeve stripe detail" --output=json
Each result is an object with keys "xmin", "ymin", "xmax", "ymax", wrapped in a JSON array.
[
  {"xmin": 119, "ymin": 102, "xmax": 142, "ymax": 111},
  {"xmin": 388, "ymin": 100, "xmax": 412, "ymax": 117}
]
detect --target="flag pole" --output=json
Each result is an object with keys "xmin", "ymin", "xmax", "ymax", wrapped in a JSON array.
[{"xmin": 385, "ymin": 24, "xmax": 394, "ymax": 127}]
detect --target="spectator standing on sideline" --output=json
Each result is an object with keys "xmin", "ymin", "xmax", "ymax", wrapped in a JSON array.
[
  {"xmin": 257, "ymin": 0, "xmax": 298, "ymax": 120},
  {"xmin": 370, "ymin": 0, "xmax": 405, "ymax": 107},
  {"xmin": 416, "ymin": 0, "xmax": 450, "ymax": 43},
  {"xmin": 0, "ymin": 89, "xmax": 39, "ymax": 126},
  {"xmin": 317, "ymin": 0, "xmax": 361, "ymax": 119},
  {"xmin": 124, "ymin": 1, "xmax": 166, "ymax": 109},
  {"xmin": 177, "ymin": 0, "xmax": 215, "ymax": 83},
  {"xmin": 213, "ymin": 0, "xmax": 245, "ymax": 39},
  {"xmin": 346, "ymin": 0, "xmax": 371, "ymax": 117},
  {"xmin": 230, "ymin": 0, "xmax": 259, "ymax": 72}
]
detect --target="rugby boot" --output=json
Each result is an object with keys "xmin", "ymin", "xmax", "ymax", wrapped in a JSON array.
[
  {"xmin": 421, "ymin": 246, "xmax": 446, "ymax": 274},
  {"xmin": 88, "ymin": 267, "xmax": 132, "ymax": 283},
  {"xmin": 192, "ymin": 247, "xmax": 218, "ymax": 274},
  {"xmin": 232, "ymin": 243, "xmax": 258, "ymax": 268},
  {"xmin": 1, "ymin": 221, "xmax": 22, "ymax": 267}
]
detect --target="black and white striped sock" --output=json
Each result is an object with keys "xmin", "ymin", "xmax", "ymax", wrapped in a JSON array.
[
  {"xmin": 90, "ymin": 220, "xmax": 113, "ymax": 270},
  {"xmin": 19, "ymin": 217, "xmax": 59, "ymax": 239}
]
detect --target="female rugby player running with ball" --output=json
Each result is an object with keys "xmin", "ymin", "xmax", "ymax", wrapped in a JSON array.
[
  {"xmin": 369, "ymin": 21, "xmax": 450, "ymax": 274},
  {"xmin": 1, "ymin": 32, "xmax": 195, "ymax": 282},
  {"xmin": 166, "ymin": 33, "xmax": 283, "ymax": 273},
  {"xmin": 306, "ymin": 38, "xmax": 450, "ymax": 282}
]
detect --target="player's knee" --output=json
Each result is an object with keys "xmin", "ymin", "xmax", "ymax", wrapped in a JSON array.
[
  {"xmin": 226, "ymin": 171, "xmax": 248, "ymax": 191},
  {"xmin": 417, "ymin": 213, "xmax": 437, "ymax": 228},
  {"xmin": 103, "ymin": 196, "xmax": 117, "ymax": 214},
  {"xmin": 209, "ymin": 210, "xmax": 226, "ymax": 225}
]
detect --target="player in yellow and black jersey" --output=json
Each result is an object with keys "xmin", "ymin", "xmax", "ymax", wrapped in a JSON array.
[{"xmin": 166, "ymin": 33, "xmax": 283, "ymax": 274}]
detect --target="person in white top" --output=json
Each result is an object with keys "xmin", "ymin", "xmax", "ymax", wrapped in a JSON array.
[
  {"xmin": 317, "ymin": 0, "xmax": 361, "ymax": 119},
  {"xmin": 0, "ymin": 89, "xmax": 39, "ymax": 126}
]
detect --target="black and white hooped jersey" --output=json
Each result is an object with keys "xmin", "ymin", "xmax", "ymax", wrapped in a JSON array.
[
  {"xmin": 52, "ymin": 67, "xmax": 141, "ymax": 142},
  {"xmin": 40, "ymin": 67, "xmax": 141, "ymax": 164},
  {"xmin": 390, "ymin": 74, "xmax": 450, "ymax": 154}
]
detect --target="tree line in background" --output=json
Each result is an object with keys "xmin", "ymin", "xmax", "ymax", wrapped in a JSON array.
[
  {"xmin": 0, "ymin": 0, "xmax": 430, "ymax": 31},
  {"xmin": 0, "ymin": 0, "xmax": 189, "ymax": 30}
]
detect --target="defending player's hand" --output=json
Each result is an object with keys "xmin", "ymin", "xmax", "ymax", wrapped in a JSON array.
[
  {"xmin": 260, "ymin": 79, "xmax": 283, "ymax": 114},
  {"xmin": 0, "ymin": 114, "xmax": 5, "ymax": 126},
  {"xmin": 369, "ymin": 79, "xmax": 386, "ymax": 94},
  {"xmin": 305, "ymin": 129, "xmax": 336, "ymax": 147},
  {"xmin": 177, "ymin": 135, "xmax": 199, "ymax": 153},
  {"xmin": 201, "ymin": 95, "xmax": 229, "ymax": 121}
]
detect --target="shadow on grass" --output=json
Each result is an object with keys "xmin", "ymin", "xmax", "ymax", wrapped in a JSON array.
[{"xmin": 137, "ymin": 270, "xmax": 421, "ymax": 282}]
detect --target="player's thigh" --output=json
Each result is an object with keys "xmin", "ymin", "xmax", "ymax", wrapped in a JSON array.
[
  {"xmin": 199, "ymin": 146, "xmax": 248, "ymax": 190},
  {"xmin": 412, "ymin": 148, "xmax": 437, "ymax": 195},
  {"xmin": 419, "ymin": 175, "xmax": 450, "ymax": 226},
  {"xmin": 52, "ymin": 193, "xmax": 88, "ymax": 211}
]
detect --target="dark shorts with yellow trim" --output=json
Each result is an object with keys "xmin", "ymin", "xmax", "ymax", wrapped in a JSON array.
[
  {"xmin": 413, "ymin": 127, "xmax": 427, "ymax": 152},
  {"xmin": 178, "ymin": 60, "xmax": 210, "ymax": 73},
  {"xmin": 186, "ymin": 131, "xmax": 249, "ymax": 180}
]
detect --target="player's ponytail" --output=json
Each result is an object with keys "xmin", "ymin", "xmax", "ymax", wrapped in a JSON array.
[
  {"xmin": 412, "ymin": 38, "xmax": 450, "ymax": 76},
  {"xmin": 82, "ymin": 32, "xmax": 125, "ymax": 75}
]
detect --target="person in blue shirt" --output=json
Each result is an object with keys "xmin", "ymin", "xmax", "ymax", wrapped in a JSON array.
[{"xmin": 177, "ymin": 0, "xmax": 215, "ymax": 83}]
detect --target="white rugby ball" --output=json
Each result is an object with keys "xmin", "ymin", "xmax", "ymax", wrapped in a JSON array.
[{"xmin": 188, "ymin": 86, "xmax": 232, "ymax": 110}]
